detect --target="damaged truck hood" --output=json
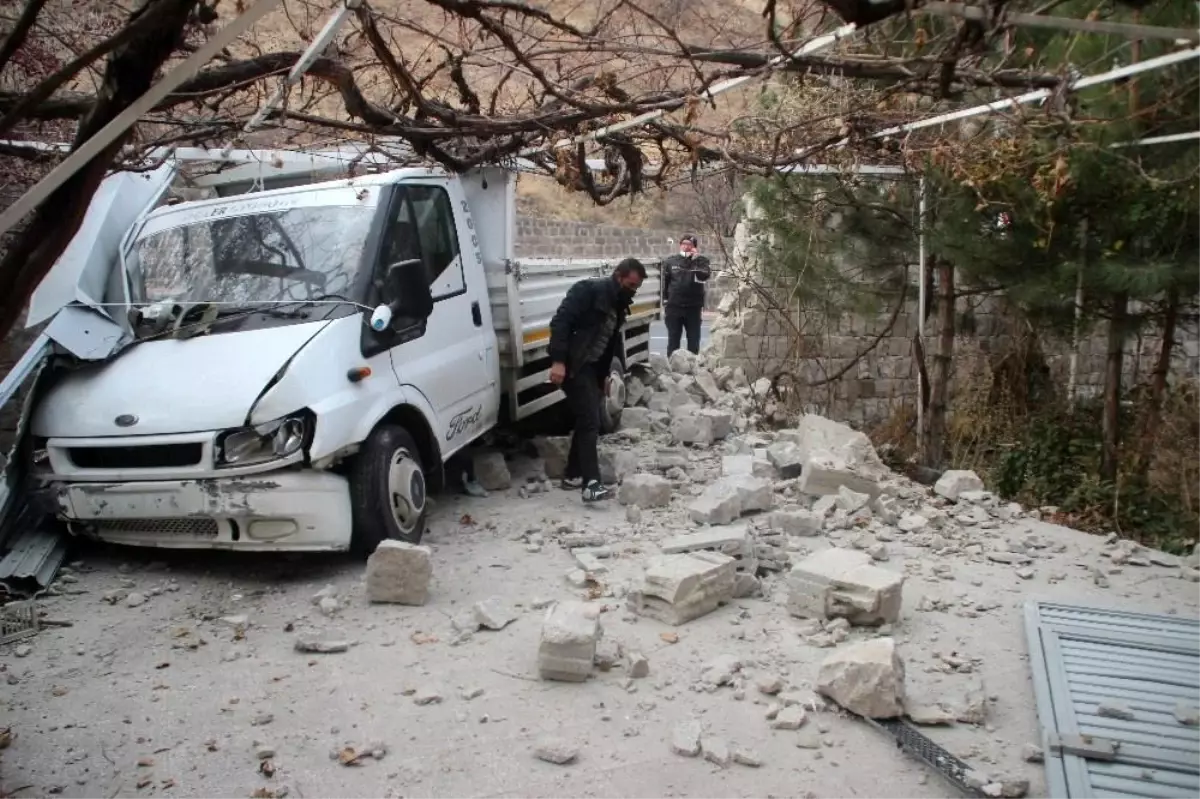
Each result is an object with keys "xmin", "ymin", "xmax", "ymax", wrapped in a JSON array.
[{"xmin": 31, "ymin": 321, "xmax": 331, "ymax": 438}]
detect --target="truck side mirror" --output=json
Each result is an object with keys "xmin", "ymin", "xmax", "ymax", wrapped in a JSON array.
[{"xmin": 370, "ymin": 258, "xmax": 433, "ymax": 332}]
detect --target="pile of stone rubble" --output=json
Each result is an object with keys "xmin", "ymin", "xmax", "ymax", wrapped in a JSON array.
[{"xmin": 354, "ymin": 346, "xmax": 1199, "ymax": 787}]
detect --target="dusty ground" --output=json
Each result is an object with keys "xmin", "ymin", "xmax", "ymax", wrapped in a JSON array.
[{"xmin": 1, "ymin": 428, "xmax": 1198, "ymax": 799}]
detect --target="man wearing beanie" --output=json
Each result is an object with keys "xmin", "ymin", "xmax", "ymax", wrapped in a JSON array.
[{"xmin": 661, "ymin": 234, "xmax": 711, "ymax": 355}]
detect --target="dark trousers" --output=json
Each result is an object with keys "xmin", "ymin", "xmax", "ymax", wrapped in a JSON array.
[
  {"xmin": 666, "ymin": 307, "xmax": 702, "ymax": 355},
  {"xmin": 563, "ymin": 363, "xmax": 602, "ymax": 485}
]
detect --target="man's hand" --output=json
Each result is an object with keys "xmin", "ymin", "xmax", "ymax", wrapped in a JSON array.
[{"xmin": 549, "ymin": 362, "xmax": 566, "ymax": 385}]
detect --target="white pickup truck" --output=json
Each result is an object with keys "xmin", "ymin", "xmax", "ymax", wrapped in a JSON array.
[{"xmin": 0, "ymin": 148, "xmax": 661, "ymax": 554}]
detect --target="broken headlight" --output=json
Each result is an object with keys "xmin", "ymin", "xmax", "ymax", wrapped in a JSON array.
[{"xmin": 215, "ymin": 412, "xmax": 313, "ymax": 468}]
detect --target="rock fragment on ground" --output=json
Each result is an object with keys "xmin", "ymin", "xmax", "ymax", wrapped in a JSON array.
[
  {"xmin": 538, "ymin": 601, "xmax": 600, "ymax": 682},
  {"xmin": 366, "ymin": 541, "xmax": 433, "ymax": 605},
  {"xmin": 817, "ymin": 637, "xmax": 906, "ymax": 719},
  {"xmin": 670, "ymin": 720, "xmax": 702, "ymax": 757},
  {"xmin": 934, "ymin": 469, "xmax": 984, "ymax": 501},
  {"xmin": 473, "ymin": 451, "xmax": 512, "ymax": 491},
  {"xmin": 626, "ymin": 551, "xmax": 736, "ymax": 625},
  {"xmin": 617, "ymin": 473, "xmax": 673, "ymax": 508},
  {"xmin": 533, "ymin": 737, "xmax": 578, "ymax": 765},
  {"xmin": 787, "ymin": 548, "xmax": 904, "ymax": 626}
]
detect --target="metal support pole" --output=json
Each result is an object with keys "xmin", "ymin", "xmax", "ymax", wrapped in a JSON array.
[
  {"xmin": 0, "ymin": 0, "xmax": 284, "ymax": 241},
  {"xmin": 916, "ymin": 175, "xmax": 927, "ymax": 454},
  {"xmin": 242, "ymin": 0, "xmax": 363, "ymax": 132}
]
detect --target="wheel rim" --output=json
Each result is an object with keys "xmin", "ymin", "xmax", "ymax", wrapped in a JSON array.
[
  {"xmin": 386, "ymin": 447, "xmax": 426, "ymax": 534},
  {"xmin": 605, "ymin": 370, "xmax": 627, "ymax": 418}
]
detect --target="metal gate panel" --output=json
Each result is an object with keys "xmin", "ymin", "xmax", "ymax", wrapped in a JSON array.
[{"xmin": 1025, "ymin": 601, "xmax": 1200, "ymax": 799}]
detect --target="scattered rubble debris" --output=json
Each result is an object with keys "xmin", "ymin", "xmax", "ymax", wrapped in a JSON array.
[
  {"xmin": 787, "ymin": 548, "xmax": 904, "ymax": 626},
  {"xmin": 538, "ymin": 601, "xmax": 600, "ymax": 682},
  {"xmin": 817, "ymin": 637, "xmax": 906, "ymax": 719},
  {"xmin": 366, "ymin": 541, "xmax": 432, "ymax": 605},
  {"xmin": 626, "ymin": 551, "xmax": 736, "ymax": 625}
]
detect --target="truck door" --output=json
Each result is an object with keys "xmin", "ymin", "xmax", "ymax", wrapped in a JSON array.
[{"xmin": 381, "ymin": 183, "xmax": 492, "ymax": 456}]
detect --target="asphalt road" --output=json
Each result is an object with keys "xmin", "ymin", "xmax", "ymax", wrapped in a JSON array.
[{"xmin": 649, "ymin": 314, "xmax": 713, "ymax": 356}]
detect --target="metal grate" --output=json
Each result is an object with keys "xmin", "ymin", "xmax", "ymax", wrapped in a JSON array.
[
  {"xmin": 1, "ymin": 600, "xmax": 38, "ymax": 645},
  {"xmin": 100, "ymin": 517, "xmax": 219, "ymax": 537},
  {"xmin": 68, "ymin": 442, "xmax": 203, "ymax": 469},
  {"xmin": 868, "ymin": 717, "xmax": 988, "ymax": 797}
]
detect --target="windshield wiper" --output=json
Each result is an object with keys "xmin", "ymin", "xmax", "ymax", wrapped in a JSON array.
[{"xmin": 213, "ymin": 304, "xmax": 310, "ymax": 320}]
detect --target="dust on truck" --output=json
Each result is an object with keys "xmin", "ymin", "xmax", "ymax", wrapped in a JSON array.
[{"xmin": 1, "ymin": 154, "xmax": 661, "ymax": 554}]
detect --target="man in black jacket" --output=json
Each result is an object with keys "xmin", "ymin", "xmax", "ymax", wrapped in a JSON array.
[
  {"xmin": 548, "ymin": 258, "xmax": 646, "ymax": 502},
  {"xmin": 662, "ymin": 234, "xmax": 711, "ymax": 355}
]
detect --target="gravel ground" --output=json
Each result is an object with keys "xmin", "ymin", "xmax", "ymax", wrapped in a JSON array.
[{"xmin": 1, "ymin": 424, "xmax": 1197, "ymax": 799}]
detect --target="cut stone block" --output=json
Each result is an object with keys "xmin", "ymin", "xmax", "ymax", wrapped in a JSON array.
[
  {"xmin": 620, "ymin": 407, "xmax": 653, "ymax": 431},
  {"xmin": 618, "ymin": 473, "xmax": 673, "ymax": 508},
  {"xmin": 599, "ymin": 447, "xmax": 639, "ymax": 484},
  {"xmin": 473, "ymin": 451, "xmax": 511, "ymax": 491},
  {"xmin": 726, "ymin": 475, "xmax": 773, "ymax": 513},
  {"xmin": 770, "ymin": 506, "xmax": 822, "ymax": 537},
  {"xmin": 660, "ymin": 527, "xmax": 758, "ymax": 574},
  {"xmin": 721, "ymin": 455, "xmax": 754, "ymax": 477},
  {"xmin": 784, "ymin": 415, "xmax": 888, "ymax": 478},
  {"xmin": 934, "ymin": 470, "xmax": 985, "ymax": 501},
  {"xmin": 688, "ymin": 481, "xmax": 743, "ymax": 526},
  {"xmin": 766, "ymin": 441, "xmax": 805, "ymax": 479},
  {"xmin": 533, "ymin": 436, "xmax": 571, "ymax": 479},
  {"xmin": 626, "ymin": 551, "xmax": 736, "ymax": 625},
  {"xmin": 817, "ymin": 637, "xmax": 906, "ymax": 719},
  {"xmin": 697, "ymin": 408, "xmax": 733, "ymax": 440},
  {"xmin": 670, "ymin": 415, "xmax": 714, "ymax": 446},
  {"xmin": 669, "ymin": 348, "xmax": 698, "ymax": 375},
  {"xmin": 787, "ymin": 548, "xmax": 904, "ymax": 626},
  {"xmin": 366, "ymin": 541, "xmax": 433, "ymax": 605},
  {"xmin": 798, "ymin": 454, "xmax": 881, "ymax": 498},
  {"xmin": 538, "ymin": 601, "xmax": 601, "ymax": 682},
  {"xmin": 693, "ymin": 369, "xmax": 723, "ymax": 404}
]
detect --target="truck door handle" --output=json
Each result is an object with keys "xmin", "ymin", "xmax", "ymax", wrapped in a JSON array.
[{"xmin": 471, "ymin": 301, "xmax": 482, "ymax": 327}]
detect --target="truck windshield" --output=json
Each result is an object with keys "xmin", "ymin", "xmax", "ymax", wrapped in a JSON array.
[{"xmin": 129, "ymin": 206, "xmax": 374, "ymax": 307}]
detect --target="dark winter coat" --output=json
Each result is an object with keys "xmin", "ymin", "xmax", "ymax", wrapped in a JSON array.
[
  {"xmin": 548, "ymin": 276, "xmax": 631, "ymax": 378},
  {"xmin": 662, "ymin": 253, "xmax": 712, "ymax": 312}
]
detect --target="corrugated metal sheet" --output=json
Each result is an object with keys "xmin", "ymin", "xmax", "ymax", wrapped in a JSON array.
[
  {"xmin": 1025, "ymin": 601, "xmax": 1200, "ymax": 799},
  {"xmin": 0, "ymin": 528, "xmax": 68, "ymax": 597}
]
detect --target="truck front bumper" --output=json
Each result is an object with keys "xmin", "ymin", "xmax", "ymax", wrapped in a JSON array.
[{"xmin": 42, "ymin": 471, "xmax": 352, "ymax": 551}]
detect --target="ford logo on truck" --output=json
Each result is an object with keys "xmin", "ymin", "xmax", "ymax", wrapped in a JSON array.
[
  {"xmin": 445, "ymin": 406, "xmax": 481, "ymax": 442},
  {"xmin": 114, "ymin": 414, "xmax": 139, "ymax": 427}
]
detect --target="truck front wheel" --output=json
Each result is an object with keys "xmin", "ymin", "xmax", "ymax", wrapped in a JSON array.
[
  {"xmin": 350, "ymin": 424, "xmax": 428, "ymax": 554},
  {"xmin": 599, "ymin": 356, "xmax": 626, "ymax": 434}
]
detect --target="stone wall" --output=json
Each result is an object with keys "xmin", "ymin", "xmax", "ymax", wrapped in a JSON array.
[{"xmin": 707, "ymin": 217, "xmax": 1200, "ymax": 428}]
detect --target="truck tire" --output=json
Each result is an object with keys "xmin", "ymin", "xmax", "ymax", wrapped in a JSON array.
[
  {"xmin": 349, "ymin": 424, "xmax": 428, "ymax": 554},
  {"xmin": 599, "ymin": 356, "xmax": 626, "ymax": 434}
]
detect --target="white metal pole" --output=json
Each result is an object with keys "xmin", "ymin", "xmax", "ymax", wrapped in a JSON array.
[
  {"xmin": 1110, "ymin": 130, "xmax": 1200, "ymax": 148},
  {"xmin": 243, "ymin": 0, "xmax": 362, "ymax": 133},
  {"xmin": 0, "ymin": 0, "xmax": 284, "ymax": 241},
  {"xmin": 916, "ymin": 175, "xmax": 927, "ymax": 452},
  {"xmin": 866, "ymin": 46, "xmax": 1200, "ymax": 142},
  {"xmin": 518, "ymin": 22, "xmax": 859, "ymax": 158}
]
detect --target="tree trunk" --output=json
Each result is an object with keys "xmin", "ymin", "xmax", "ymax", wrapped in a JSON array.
[
  {"xmin": 1099, "ymin": 292, "xmax": 1128, "ymax": 483},
  {"xmin": 1134, "ymin": 286, "xmax": 1178, "ymax": 474},
  {"xmin": 0, "ymin": 0, "xmax": 199, "ymax": 341},
  {"xmin": 922, "ymin": 256, "xmax": 954, "ymax": 468}
]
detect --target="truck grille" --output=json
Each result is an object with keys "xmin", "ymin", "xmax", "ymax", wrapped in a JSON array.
[
  {"xmin": 68, "ymin": 443, "xmax": 204, "ymax": 470},
  {"xmin": 99, "ymin": 518, "xmax": 220, "ymax": 537}
]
